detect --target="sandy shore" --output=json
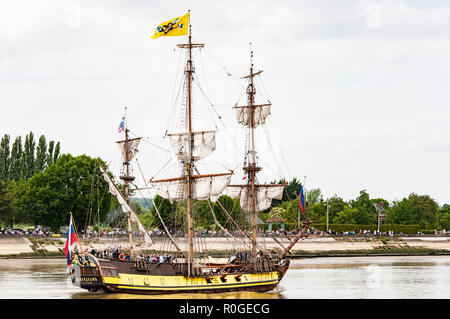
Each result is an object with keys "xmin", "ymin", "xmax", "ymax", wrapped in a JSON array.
[{"xmin": 1, "ymin": 236, "xmax": 450, "ymax": 257}]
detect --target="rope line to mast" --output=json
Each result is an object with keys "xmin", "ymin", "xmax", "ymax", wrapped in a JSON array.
[
  {"xmin": 128, "ymin": 48, "xmax": 177, "ymax": 127},
  {"xmin": 201, "ymin": 46, "xmax": 244, "ymax": 90},
  {"xmin": 134, "ymin": 157, "xmax": 183, "ymax": 253},
  {"xmin": 191, "ymin": 73, "xmax": 242, "ymax": 157}
]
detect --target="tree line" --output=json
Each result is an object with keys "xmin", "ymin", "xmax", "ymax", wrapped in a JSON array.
[
  {"xmin": 0, "ymin": 154, "xmax": 113, "ymax": 231},
  {"xmin": 0, "ymin": 143, "xmax": 448, "ymax": 233},
  {"xmin": 145, "ymin": 177, "xmax": 450, "ymax": 232},
  {"xmin": 273, "ymin": 186, "xmax": 450, "ymax": 231},
  {"xmin": 0, "ymin": 132, "xmax": 60, "ymax": 182},
  {"xmin": 0, "ymin": 134, "xmax": 113, "ymax": 231}
]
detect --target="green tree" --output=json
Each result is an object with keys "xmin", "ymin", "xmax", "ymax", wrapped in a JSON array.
[
  {"xmin": 35, "ymin": 135, "xmax": 47, "ymax": 173},
  {"xmin": 214, "ymin": 195, "xmax": 244, "ymax": 229},
  {"xmin": 438, "ymin": 204, "xmax": 450, "ymax": 229},
  {"xmin": 194, "ymin": 200, "xmax": 214, "ymax": 229},
  {"xmin": 0, "ymin": 181, "xmax": 14, "ymax": 228},
  {"xmin": 333, "ymin": 206, "xmax": 359, "ymax": 224},
  {"xmin": 53, "ymin": 142, "xmax": 60, "ymax": 163},
  {"xmin": 326, "ymin": 195, "xmax": 348, "ymax": 222},
  {"xmin": 47, "ymin": 141, "xmax": 55, "ymax": 166},
  {"xmin": 272, "ymin": 177, "xmax": 302, "ymax": 206},
  {"xmin": 386, "ymin": 193, "xmax": 439, "ymax": 229},
  {"xmin": 268, "ymin": 206, "xmax": 285, "ymax": 219},
  {"xmin": 23, "ymin": 132, "xmax": 35, "ymax": 180},
  {"xmin": 386, "ymin": 198, "xmax": 416, "ymax": 225},
  {"xmin": 9, "ymin": 137, "xmax": 23, "ymax": 182},
  {"xmin": 10, "ymin": 154, "xmax": 113, "ymax": 231},
  {"xmin": 277, "ymin": 197, "xmax": 302, "ymax": 225},
  {"xmin": 283, "ymin": 177, "xmax": 302, "ymax": 201},
  {"xmin": 349, "ymin": 190, "xmax": 377, "ymax": 224},
  {"xmin": 309, "ymin": 201, "xmax": 327, "ymax": 223},
  {"xmin": 134, "ymin": 200, "xmax": 154, "ymax": 229},
  {"xmin": 408, "ymin": 193, "xmax": 439, "ymax": 228},
  {"xmin": 150, "ymin": 195, "xmax": 174, "ymax": 230},
  {"xmin": 0, "ymin": 134, "xmax": 10, "ymax": 181},
  {"xmin": 307, "ymin": 188, "xmax": 322, "ymax": 205}
]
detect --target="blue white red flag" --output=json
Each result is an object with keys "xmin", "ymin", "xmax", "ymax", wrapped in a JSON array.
[
  {"xmin": 118, "ymin": 117, "xmax": 125, "ymax": 133},
  {"xmin": 299, "ymin": 186, "xmax": 305, "ymax": 213},
  {"xmin": 64, "ymin": 215, "xmax": 78, "ymax": 265},
  {"xmin": 242, "ymin": 173, "xmax": 250, "ymax": 180}
]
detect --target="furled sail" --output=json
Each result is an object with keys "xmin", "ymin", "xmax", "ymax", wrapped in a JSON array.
[
  {"xmin": 167, "ymin": 130, "xmax": 216, "ymax": 161},
  {"xmin": 225, "ymin": 184, "xmax": 285, "ymax": 212},
  {"xmin": 117, "ymin": 137, "xmax": 141, "ymax": 161},
  {"xmin": 98, "ymin": 163, "xmax": 153, "ymax": 246},
  {"xmin": 234, "ymin": 103, "xmax": 271, "ymax": 128},
  {"xmin": 151, "ymin": 173, "xmax": 232, "ymax": 204}
]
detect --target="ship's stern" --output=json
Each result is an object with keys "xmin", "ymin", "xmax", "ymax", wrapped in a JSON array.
[{"xmin": 69, "ymin": 253, "xmax": 104, "ymax": 292}]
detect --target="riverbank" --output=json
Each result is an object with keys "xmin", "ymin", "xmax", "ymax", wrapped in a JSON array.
[{"xmin": 1, "ymin": 236, "xmax": 450, "ymax": 259}]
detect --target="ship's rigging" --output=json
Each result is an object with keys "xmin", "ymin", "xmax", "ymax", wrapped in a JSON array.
[
  {"xmin": 90, "ymin": 35, "xmax": 297, "ymax": 263},
  {"xmin": 67, "ymin": 13, "xmax": 311, "ymax": 295}
]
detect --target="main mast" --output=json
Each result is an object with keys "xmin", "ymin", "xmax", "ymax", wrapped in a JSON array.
[
  {"xmin": 149, "ymin": 13, "xmax": 233, "ymax": 276},
  {"xmin": 177, "ymin": 23, "xmax": 204, "ymax": 275},
  {"xmin": 185, "ymin": 26, "xmax": 194, "ymax": 274}
]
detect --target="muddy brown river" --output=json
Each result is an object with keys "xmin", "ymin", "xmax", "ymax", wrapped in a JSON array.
[{"xmin": 0, "ymin": 256, "xmax": 449, "ymax": 299}]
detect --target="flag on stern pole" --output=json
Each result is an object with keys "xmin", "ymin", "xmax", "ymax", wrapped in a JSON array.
[
  {"xmin": 64, "ymin": 214, "xmax": 78, "ymax": 265},
  {"xmin": 151, "ymin": 12, "xmax": 189, "ymax": 39},
  {"xmin": 118, "ymin": 116, "xmax": 125, "ymax": 133},
  {"xmin": 299, "ymin": 186, "xmax": 305, "ymax": 214}
]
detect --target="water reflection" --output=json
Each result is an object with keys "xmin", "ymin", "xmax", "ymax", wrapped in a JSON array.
[
  {"xmin": 0, "ymin": 256, "xmax": 449, "ymax": 299},
  {"xmin": 72, "ymin": 290, "xmax": 282, "ymax": 299}
]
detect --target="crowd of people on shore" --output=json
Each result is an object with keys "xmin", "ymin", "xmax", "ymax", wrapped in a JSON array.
[
  {"xmin": 2, "ymin": 226, "xmax": 448, "ymax": 238},
  {"xmin": 0, "ymin": 227, "xmax": 52, "ymax": 237},
  {"xmin": 325, "ymin": 229, "xmax": 396, "ymax": 236},
  {"xmin": 89, "ymin": 247, "xmax": 174, "ymax": 264}
]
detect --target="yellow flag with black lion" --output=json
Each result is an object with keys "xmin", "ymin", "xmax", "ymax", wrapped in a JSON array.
[{"xmin": 151, "ymin": 12, "xmax": 189, "ymax": 39}]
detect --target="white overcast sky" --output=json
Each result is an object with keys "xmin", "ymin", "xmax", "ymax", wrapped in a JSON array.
[{"xmin": 1, "ymin": 0, "xmax": 449, "ymax": 204}]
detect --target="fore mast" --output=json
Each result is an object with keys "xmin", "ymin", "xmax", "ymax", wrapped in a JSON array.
[{"xmin": 117, "ymin": 112, "xmax": 142, "ymax": 258}]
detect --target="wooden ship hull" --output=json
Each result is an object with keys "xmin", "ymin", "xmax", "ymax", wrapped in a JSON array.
[{"xmin": 70, "ymin": 253, "xmax": 289, "ymax": 295}]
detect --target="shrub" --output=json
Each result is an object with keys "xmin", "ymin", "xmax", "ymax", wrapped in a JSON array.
[{"xmin": 304, "ymin": 224, "xmax": 420, "ymax": 234}]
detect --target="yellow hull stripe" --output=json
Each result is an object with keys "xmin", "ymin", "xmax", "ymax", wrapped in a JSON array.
[{"xmin": 103, "ymin": 272, "xmax": 279, "ymax": 291}]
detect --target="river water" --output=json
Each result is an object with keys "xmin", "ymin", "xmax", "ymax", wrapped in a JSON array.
[{"xmin": 0, "ymin": 256, "xmax": 449, "ymax": 299}]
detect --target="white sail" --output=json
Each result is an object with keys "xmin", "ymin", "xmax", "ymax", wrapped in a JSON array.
[
  {"xmin": 99, "ymin": 164, "xmax": 153, "ymax": 246},
  {"xmin": 151, "ymin": 173, "xmax": 232, "ymax": 204},
  {"xmin": 168, "ymin": 130, "xmax": 216, "ymax": 161},
  {"xmin": 235, "ymin": 104, "xmax": 271, "ymax": 128},
  {"xmin": 117, "ymin": 138, "xmax": 141, "ymax": 162},
  {"xmin": 225, "ymin": 184, "xmax": 285, "ymax": 212}
]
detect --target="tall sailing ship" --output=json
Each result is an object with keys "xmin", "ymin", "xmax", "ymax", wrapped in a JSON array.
[{"xmin": 68, "ymin": 13, "xmax": 310, "ymax": 295}]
